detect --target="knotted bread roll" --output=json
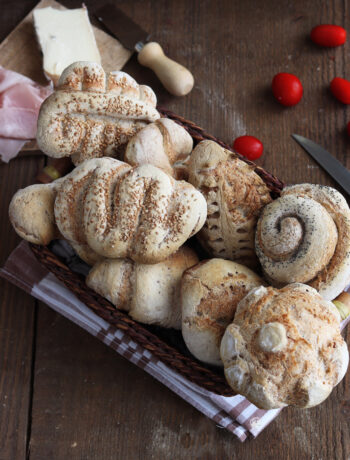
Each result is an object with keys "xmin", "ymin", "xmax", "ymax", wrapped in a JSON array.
[
  {"xmin": 9, "ymin": 158, "xmax": 207, "ymax": 264},
  {"xmin": 255, "ymin": 184, "xmax": 350, "ymax": 300},
  {"xmin": 37, "ymin": 62, "xmax": 160, "ymax": 165},
  {"xmin": 187, "ymin": 140, "xmax": 272, "ymax": 268},
  {"xmin": 124, "ymin": 118, "xmax": 193, "ymax": 178},
  {"xmin": 220, "ymin": 283, "xmax": 349, "ymax": 409},
  {"xmin": 181, "ymin": 259, "xmax": 265, "ymax": 366},
  {"xmin": 87, "ymin": 247, "xmax": 198, "ymax": 329}
]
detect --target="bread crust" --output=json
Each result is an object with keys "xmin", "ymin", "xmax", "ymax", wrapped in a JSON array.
[
  {"xmin": 181, "ymin": 258, "xmax": 264, "ymax": 366},
  {"xmin": 86, "ymin": 246, "xmax": 198, "ymax": 328},
  {"xmin": 220, "ymin": 283, "xmax": 349, "ymax": 409},
  {"xmin": 187, "ymin": 140, "xmax": 272, "ymax": 267},
  {"xmin": 255, "ymin": 184, "xmax": 350, "ymax": 300},
  {"xmin": 37, "ymin": 62, "xmax": 160, "ymax": 165}
]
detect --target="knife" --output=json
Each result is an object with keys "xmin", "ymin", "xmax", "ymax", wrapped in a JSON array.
[
  {"xmin": 95, "ymin": 3, "xmax": 194, "ymax": 97},
  {"xmin": 291, "ymin": 134, "xmax": 350, "ymax": 196}
]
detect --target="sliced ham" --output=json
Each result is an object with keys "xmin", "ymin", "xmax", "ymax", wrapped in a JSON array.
[
  {"xmin": 0, "ymin": 107, "xmax": 38, "ymax": 139},
  {"xmin": 0, "ymin": 66, "xmax": 33, "ymax": 93},
  {"xmin": 0, "ymin": 83, "xmax": 48, "ymax": 110},
  {"xmin": 0, "ymin": 138, "xmax": 27, "ymax": 162},
  {"xmin": 0, "ymin": 66, "xmax": 53, "ymax": 162}
]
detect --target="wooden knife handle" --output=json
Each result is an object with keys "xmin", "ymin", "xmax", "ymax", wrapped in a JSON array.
[{"xmin": 137, "ymin": 42, "xmax": 194, "ymax": 97}]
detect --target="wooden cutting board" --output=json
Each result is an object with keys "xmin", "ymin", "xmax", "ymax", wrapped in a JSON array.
[
  {"xmin": 0, "ymin": 0, "xmax": 133, "ymax": 153},
  {"xmin": 0, "ymin": 0, "xmax": 132, "ymax": 84}
]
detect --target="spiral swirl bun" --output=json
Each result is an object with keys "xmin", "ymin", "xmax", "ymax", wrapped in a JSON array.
[{"xmin": 255, "ymin": 184, "xmax": 350, "ymax": 300}]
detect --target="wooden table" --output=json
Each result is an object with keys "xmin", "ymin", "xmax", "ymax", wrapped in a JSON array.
[{"xmin": 1, "ymin": 0, "xmax": 349, "ymax": 458}]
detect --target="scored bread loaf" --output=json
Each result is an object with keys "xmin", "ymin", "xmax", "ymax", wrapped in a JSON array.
[
  {"xmin": 181, "ymin": 259, "xmax": 265, "ymax": 366},
  {"xmin": 86, "ymin": 246, "xmax": 198, "ymax": 329},
  {"xmin": 187, "ymin": 140, "xmax": 272, "ymax": 268},
  {"xmin": 124, "ymin": 118, "xmax": 193, "ymax": 178},
  {"xmin": 9, "ymin": 158, "xmax": 207, "ymax": 264},
  {"xmin": 220, "ymin": 283, "xmax": 349, "ymax": 409},
  {"xmin": 37, "ymin": 62, "xmax": 160, "ymax": 165}
]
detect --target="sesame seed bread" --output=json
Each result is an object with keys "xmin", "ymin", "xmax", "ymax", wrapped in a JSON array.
[
  {"xmin": 220, "ymin": 283, "xmax": 349, "ymax": 409},
  {"xmin": 124, "ymin": 118, "xmax": 193, "ymax": 178},
  {"xmin": 181, "ymin": 259, "xmax": 265, "ymax": 366},
  {"xmin": 86, "ymin": 246, "xmax": 198, "ymax": 329},
  {"xmin": 187, "ymin": 140, "xmax": 272, "ymax": 268},
  {"xmin": 255, "ymin": 184, "xmax": 350, "ymax": 300},
  {"xmin": 9, "ymin": 157, "xmax": 207, "ymax": 264},
  {"xmin": 36, "ymin": 62, "xmax": 160, "ymax": 165}
]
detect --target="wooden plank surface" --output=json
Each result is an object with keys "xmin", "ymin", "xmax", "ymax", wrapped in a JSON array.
[{"xmin": 0, "ymin": 0, "xmax": 349, "ymax": 459}]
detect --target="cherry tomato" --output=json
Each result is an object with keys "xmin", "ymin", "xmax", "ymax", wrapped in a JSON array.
[
  {"xmin": 233, "ymin": 136, "xmax": 263, "ymax": 161},
  {"xmin": 272, "ymin": 73, "xmax": 303, "ymax": 106},
  {"xmin": 330, "ymin": 77, "xmax": 350, "ymax": 104},
  {"xmin": 311, "ymin": 25, "xmax": 346, "ymax": 47}
]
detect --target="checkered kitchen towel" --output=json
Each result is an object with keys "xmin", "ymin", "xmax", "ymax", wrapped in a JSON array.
[{"xmin": 1, "ymin": 241, "xmax": 349, "ymax": 442}]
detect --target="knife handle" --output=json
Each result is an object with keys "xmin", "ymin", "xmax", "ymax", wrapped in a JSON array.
[{"xmin": 137, "ymin": 42, "xmax": 194, "ymax": 97}]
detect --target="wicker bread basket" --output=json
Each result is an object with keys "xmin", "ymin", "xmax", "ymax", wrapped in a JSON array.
[{"xmin": 30, "ymin": 108, "xmax": 284, "ymax": 397}]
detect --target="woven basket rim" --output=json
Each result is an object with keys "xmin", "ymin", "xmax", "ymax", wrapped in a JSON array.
[{"xmin": 29, "ymin": 108, "xmax": 284, "ymax": 396}]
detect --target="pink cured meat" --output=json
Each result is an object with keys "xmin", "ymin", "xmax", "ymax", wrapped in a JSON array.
[
  {"xmin": 0, "ymin": 66, "xmax": 34, "ymax": 93},
  {"xmin": 0, "ymin": 138, "xmax": 26, "ymax": 162},
  {"xmin": 0, "ymin": 66, "xmax": 53, "ymax": 162},
  {"xmin": 0, "ymin": 107, "xmax": 38, "ymax": 139},
  {"xmin": 0, "ymin": 83, "xmax": 51, "ymax": 110}
]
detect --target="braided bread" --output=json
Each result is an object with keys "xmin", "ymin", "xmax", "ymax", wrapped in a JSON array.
[
  {"xmin": 187, "ymin": 140, "xmax": 272, "ymax": 267},
  {"xmin": 124, "ymin": 118, "xmax": 193, "ymax": 178},
  {"xmin": 255, "ymin": 184, "xmax": 350, "ymax": 300},
  {"xmin": 9, "ymin": 158, "xmax": 207, "ymax": 264},
  {"xmin": 37, "ymin": 62, "xmax": 160, "ymax": 165},
  {"xmin": 86, "ymin": 246, "xmax": 198, "ymax": 329}
]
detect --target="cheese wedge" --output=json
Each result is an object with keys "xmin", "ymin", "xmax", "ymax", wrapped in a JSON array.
[{"xmin": 33, "ymin": 6, "xmax": 101, "ymax": 85}]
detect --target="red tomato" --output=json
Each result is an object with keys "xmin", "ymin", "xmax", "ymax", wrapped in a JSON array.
[
  {"xmin": 330, "ymin": 77, "xmax": 350, "ymax": 104},
  {"xmin": 233, "ymin": 136, "xmax": 263, "ymax": 161},
  {"xmin": 272, "ymin": 73, "xmax": 303, "ymax": 106},
  {"xmin": 311, "ymin": 25, "xmax": 346, "ymax": 47}
]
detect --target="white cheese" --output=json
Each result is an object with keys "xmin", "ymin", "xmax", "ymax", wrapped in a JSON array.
[{"xmin": 33, "ymin": 6, "xmax": 101, "ymax": 85}]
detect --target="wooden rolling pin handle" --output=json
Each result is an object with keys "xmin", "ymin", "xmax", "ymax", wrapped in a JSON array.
[{"xmin": 137, "ymin": 42, "xmax": 194, "ymax": 97}]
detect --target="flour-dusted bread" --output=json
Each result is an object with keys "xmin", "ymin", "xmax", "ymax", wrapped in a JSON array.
[
  {"xmin": 255, "ymin": 184, "xmax": 350, "ymax": 300},
  {"xmin": 124, "ymin": 118, "xmax": 193, "ymax": 178},
  {"xmin": 86, "ymin": 246, "xmax": 198, "ymax": 329},
  {"xmin": 187, "ymin": 140, "xmax": 272, "ymax": 268},
  {"xmin": 9, "ymin": 158, "xmax": 207, "ymax": 264},
  {"xmin": 181, "ymin": 259, "xmax": 265, "ymax": 366},
  {"xmin": 37, "ymin": 62, "xmax": 160, "ymax": 165},
  {"xmin": 220, "ymin": 284, "xmax": 349, "ymax": 409}
]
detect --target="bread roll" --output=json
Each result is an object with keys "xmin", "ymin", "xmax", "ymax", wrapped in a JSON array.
[
  {"xmin": 187, "ymin": 140, "xmax": 272, "ymax": 268},
  {"xmin": 37, "ymin": 62, "xmax": 160, "ymax": 165},
  {"xmin": 124, "ymin": 118, "xmax": 193, "ymax": 178},
  {"xmin": 220, "ymin": 283, "xmax": 349, "ymax": 409},
  {"xmin": 255, "ymin": 184, "xmax": 350, "ymax": 300},
  {"xmin": 9, "ymin": 158, "xmax": 207, "ymax": 264},
  {"xmin": 87, "ymin": 246, "xmax": 198, "ymax": 328},
  {"xmin": 181, "ymin": 259, "xmax": 265, "ymax": 365}
]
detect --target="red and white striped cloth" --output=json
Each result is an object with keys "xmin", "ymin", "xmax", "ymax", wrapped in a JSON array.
[{"xmin": 1, "ymin": 241, "xmax": 349, "ymax": 442}]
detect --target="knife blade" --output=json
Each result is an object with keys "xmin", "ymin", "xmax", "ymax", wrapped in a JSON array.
[
  {"xmin": 94, "ymin": 3, "xmax": 194, "ymax": 96},
  {"xmin": 291, "ymin": 134, "xmax": 350, "ymax": 196}
]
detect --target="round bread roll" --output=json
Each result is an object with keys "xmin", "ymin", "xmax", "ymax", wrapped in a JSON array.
[
  {"xmin": 86, "ymin": 246, "xmax": 198, "ymax": 329},
  {"xmin": 181, "ymin": 259, "xmax": 265, "ymax": 366},
  {"xmin": 220, "ymin": 283, "xmax": 349, "ymax": 409},
  {"xmin": 255, "ymin": 184, "xmax": 350, "ymax": 300}
]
